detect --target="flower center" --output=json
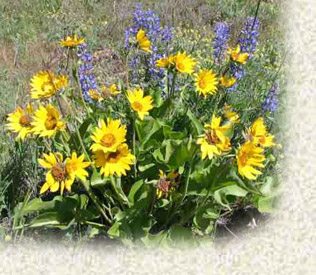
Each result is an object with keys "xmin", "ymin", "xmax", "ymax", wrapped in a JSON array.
[
  {"xmin": 19, "ymin": 115, "xmax": 32, "ymax": 127},
  {"xmin": 259, "ymin": 136, "xmax": 266, "ymax": 144},
  {"xmin": 132, "ymin": 101, "xmax": 143, "ymax": 111},
  {"xmin": 51, "ymin": 165, "xmax": 67, "ymax": 182},
  {"xmin": 41, "ymin": 81, "xmax": 55, "ymax": 93},
  {"xmin": 206, "ymin": 131, "xmax": 219, "ymax": 145},
  {"xmin": 45, "ymin": 115, "xmax": 57, "ymax": 130},
  {"xmin": 107, "ymin": 152, "xmax": 121, "ymax": 163},
  {"xmin": 176, "ymin": 62, "xmax": 185, "ymax": 71},
  {"xmin": 239, "ymin": 152, "xmax": 248, "ymax": 167},
  {"xmin": 101, "ymin": 133, "xmax": 116, "ymax": 148},
  {"xmin": 199, "ymin": 79, "xmax": 207, "ymax": 89}
]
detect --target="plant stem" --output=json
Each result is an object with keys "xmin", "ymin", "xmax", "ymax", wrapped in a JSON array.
[
  {"xmin": 132, "ymin": 115, "xmax": 137, "ymax": 179},
  {"xmin": 81, "ymin": 180, "xmax": 112, "ymax": 225}
]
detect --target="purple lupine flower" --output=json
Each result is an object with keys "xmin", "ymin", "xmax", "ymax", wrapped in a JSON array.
[
  {"xmin": 213, "ymin": 22, "xmax": 230, "ymax": 63},
  {"xmin": 76, "ymin": 43, "xmax": 98, "ymax": 103},
  {"xmin": 227, "ymin": 63, "xmax": 247, "ymax": 93},
  {"xmin": 238, "ymin": 17, "xmax": 259, "ymax": 57},
  {"xmin": 262, "ymin": 83, "xmax": 280, "ymax": 113}
]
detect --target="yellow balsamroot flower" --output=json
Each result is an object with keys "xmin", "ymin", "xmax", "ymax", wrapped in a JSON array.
[
  {"xmin": 195, "ymin": 69, "xmax": 218, "ymax": 98},
  {"xmin": 30, "ymin": 71, "xmax": 68, "ymax": 99},
  {"xmin": 127, "ymin": 88, "xmax": 154, "ymax": 120},
  {"xmin": 156, "ymin": 56, "xmax": 174, "ymax": 69},
  {"xmin": 38, "ymin": 152, "xmax": 89, "ymax": 194},
  {"xmin": 31, "ymin": 104, "xmax": 65, "ymax": 138},
  {"xmin": 220, "ymin": 75, "xmax": 237, "ymax": 88},
  {"xmin": 93, "ymin": 144, "xmax": 135, "ymax": 177},
  {"xmin": 38, "ymin": 152, "xmax": 74, "ymax": 195},
  {"xmin": 247, "ymin": 117, "xmax": 275, "ymax": 147},
  {"xmin": 90, "ymin": 118, "xmax": 127, "ymax": 154},
  {"xmin": 88, "ymin": 89, "xmax": 104, "ymax": 102},
  {"xmin": 228, "ymin": 45, "xmax": 249, "ymax": 65},
  {"xmin": 136, "ymin": 29, "xmax": 152, "ymax": 52},
  {"xmin": 224, "ymin": 103, "xmax": 240, "ymax": 124},
  {"xmin": 197, "ymin": 115, "xmax": 231, "ymax": 160},
  {"xmin": 6, "ymin": 103, "xmax": 35, "ymax": 140},
  {"xmin": 173, "ymin": 52, "xmax": 197, "ymax": 74},
  {"xmin": 156, "ymin": 170, "xmax": 178, "ymax": 199},
  {"xmin": 65, "ymin": 152, "xmax": 90, "ymax": 182},
  {"xmin": 237, "ymin": 141, "xmax": 266, "ymax": 180},
  {"xmin": 60, "ymin": 34, "xmax": 85, "ymax": 48},
  {"xmin": 102, "ymin": 84, "xmax": 120, "ymax": 97}
]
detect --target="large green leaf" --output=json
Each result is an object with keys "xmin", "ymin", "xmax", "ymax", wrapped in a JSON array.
[
  {"xmin": 187, "ymin": 109, "xmax": 203, "ymax": 135},
  {"xmin": 128, "ymin": 180, "xmax": 144, "ymax": 206},
  {"xmin": 213, "ymin": 184, "xmax": 248, "ymax": 209},
  {"xmin": 256, "ymin": 176, "xmax": 281, "ymax": 213},
  {"xmin": 29, "ymin": 212, "xmax": 61, "ymax": 228}
]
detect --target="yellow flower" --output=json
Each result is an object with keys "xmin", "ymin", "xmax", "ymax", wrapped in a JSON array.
[
  {"xmin": 65, "ymin": 152, "xmax": 90, "ymax": 182},
  {"xmin": 60, "ymin": 34, "xmax": 85, "ymax": 48},
  {"xmin": 6, "ymin": 104, "xmax": 34, "ymax": 140},
  {"xmin": 109, "ymin": 84, "xmax": 120, "ymax": 95},
  {"xmin": 88, "ymin": 89, "xmax": 104, "ymax": 102},
  {"xmin": 30, "ymin": 71, "xmax": 68, "ymax": 99},
  {"xmin": 156, "ymin": 170, "xmax": 178, "ymax": 199},
  {"xmin": 93, "ymin": 144, "xmax": 135, "ymax": 177},
  {"xmin": 136, "ymin": 29, "xmax": 152, "ymax": 52},
  {"xmin": 90, "ymin": 118, "xmax": 127, "ymax": 153},
  {"xmin": 156, "ymin": 57, "xmax": 173, "ymax": 69},
  {"xmin": 247, "ymin": 117, "xmax": 276, "ymax": 147},
  {"xmin": 127, "ymin": 88, "xmax": 154, "ymax": 120},
  {"xmin": 228, "ymin": 45, "xmax": 249, "ymax": 65},
  {"xmin": 220, "ymin": 75, "xmax": 237, "ymax": 88},
  {"xmin": 237, "ymin": 141, "xmax": 266, "ymax": 180},
  {"xmin": 31, "ymin": 104, "xmax": 65, "ymax": 138},
  {"xmin": 197, "ymin": 115, "xmax": 231, "ymax": 160},
  {"xmin": 102, "ymin": 84, "xmax": 120, "ymax": 97},
  {"xmin": 173, "ymin": 52, "xmax": 197, "ymax": 74},
  {"xmin": 38, "ymin": 153, "xmax": 75, "ymax": 195},
  {"xmin": 195, "ymin": 69, "xmax": 218, "ymax": 97},
  {"xmin": 224, "ymin": 103, "xmax": 240, "ymax": 124}
]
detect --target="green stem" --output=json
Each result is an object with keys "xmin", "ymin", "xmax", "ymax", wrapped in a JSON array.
[
  {"xmin": 110, "ymin": 177, "xmax": 129, "ymax": 209},
  {"xmin": 81, "ymin": 180, "xmax": 112, "ymax": 225},
  {"xmin": 133, "ymin": 115, "xmax": 137, "ymax": 179}
]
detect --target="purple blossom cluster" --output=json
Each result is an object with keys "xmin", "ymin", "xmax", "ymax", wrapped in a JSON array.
[
  {"xmin": 238, "ymin": 17, "xmax": 259, "ymax": 57},
  {"xmin": 227, "ymin": 63, "xmax": 246, "ymax": 93},
  {"xmin": 76, "ymin": 43, "xmax": 98, "ymax": 103},
  {"xmin": 125, "ymin": 3, "xmax": 173, "ymax": 85},
  {"xmin": 262, "ymin": 83, "xmax": 279, "ymax": 113},
  {"xmin": 213, "ymin": 22, "xmax": 230, "ymax": 63}
]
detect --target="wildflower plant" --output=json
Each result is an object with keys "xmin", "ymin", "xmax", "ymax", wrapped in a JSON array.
[{"xmin": 4, "ymin": 2, "xmax": 283, "ymax": 247}]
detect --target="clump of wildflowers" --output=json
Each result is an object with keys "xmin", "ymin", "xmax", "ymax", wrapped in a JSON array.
[{"xmin": 262, "ymin": 83, "xmax": 280, "ymax": 113}]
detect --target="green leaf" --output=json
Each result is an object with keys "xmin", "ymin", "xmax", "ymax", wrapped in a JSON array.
[
  {"xmin": 22, "ymin": 196, "xmax": 63, "ymax": 214},
  {"xmin": 214, "ymin": 184, "xmax": 248, "ymax": 209},
  {"xmin": 141, "ymin": 230, "xmax": 168, "ymax": 247},
  {"xmin": 257, "ymin": 176, "xmax": 280, "ymax": 213},
  {"xmin": 29, "ymin": 212, "xmax": 61, "ymax": 228},
  {"xmin": 138, "ymin": 163, "xmax": 155, "ymax": 172},
  {"xmin": 128, "ymin": 180, "xmax": 144, "ymax": 206},
  {"xmin": 187, "ymin": 109, "xmax": 203, "ymax": 135},
  {"xmin": 90, "ymin": 169, "xmax": 106, "ymax": 187},
  {"xmin": 107, "ymin": 221, "xmax": 121, "ymax": 238}
]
